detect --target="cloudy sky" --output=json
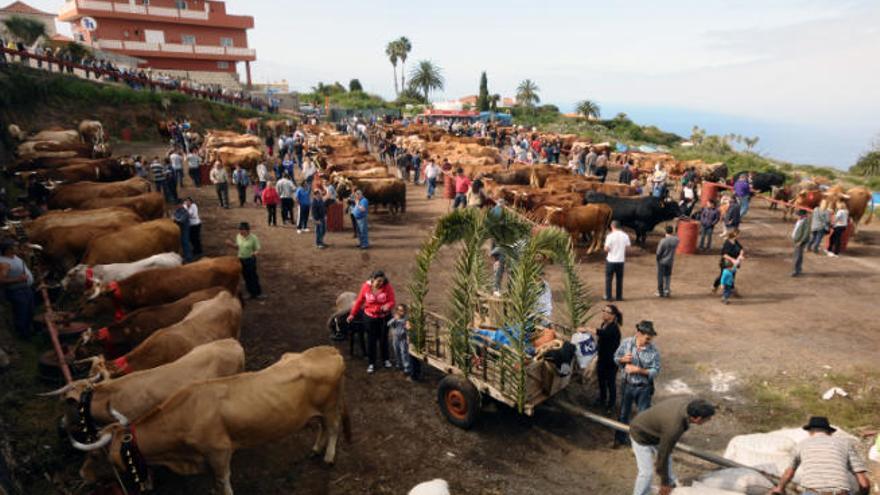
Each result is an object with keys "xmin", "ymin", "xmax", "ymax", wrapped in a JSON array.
[{"xmin": 26, "ymin": 0, "xmax": 880, "ymax": 168}]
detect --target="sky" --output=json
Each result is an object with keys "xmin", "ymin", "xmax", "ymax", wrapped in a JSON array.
[{"xmin": 25, "ymin": 0, "xmax": 880, "ymax": 169}]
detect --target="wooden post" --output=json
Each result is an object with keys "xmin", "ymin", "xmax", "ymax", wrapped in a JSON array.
[{"xmin": 245, "ymin": 60, "xmax": 252, "ymax": 89}]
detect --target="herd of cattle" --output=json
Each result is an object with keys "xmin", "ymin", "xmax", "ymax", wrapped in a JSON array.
[{"xmin": 3, "ymin": 123, "xmax": 350, "ymax": 494}]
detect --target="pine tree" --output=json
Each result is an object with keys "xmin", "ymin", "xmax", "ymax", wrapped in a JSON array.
[{"xmin": 477, "ymin": 71, "xmax": 490, "ymax": 112}]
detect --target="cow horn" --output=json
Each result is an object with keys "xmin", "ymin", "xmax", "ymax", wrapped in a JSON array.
[
  {"xmin": 37, "ymin": 382, "xmax": 76, "ymax": 397},
  {"xmin": 70, "ymin": 432, "xmax": 112, "ymax": 451},
  {"xmin": 28, "ymin": 243, "xmax": 43, "ymax": 251},
  {"xmin": 86, "ymin": 282, "xmax": 103, "ymax": 301},
  {"xmin": 75, "ymin": 356, "xmax": 102, "ymax": 367},
  {"xmin": 88, "ymin": 372, "xmax": 103, "ymax": 383},
  {"xmin": 108, "ymin": 407, "xmax": 129, "ymax": 426}
]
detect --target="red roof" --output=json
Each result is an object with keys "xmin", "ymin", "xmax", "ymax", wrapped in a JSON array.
[{"xmin": 0, "ymin": 1, "xmax": 53, "ymax": 16}]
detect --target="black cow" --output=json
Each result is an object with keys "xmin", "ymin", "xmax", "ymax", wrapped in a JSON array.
[
  {"xmin": 584, "ymin": 192, "xmax": 681, "ymax": 245},
  {"xmin": 750, "ymin": 172, "xmax": 786, "ymax": 193}
]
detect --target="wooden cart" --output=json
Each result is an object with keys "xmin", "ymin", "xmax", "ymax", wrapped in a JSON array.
[{"xmin": 411, "ymin": 300, "xmax": 573, "ymax": 429}]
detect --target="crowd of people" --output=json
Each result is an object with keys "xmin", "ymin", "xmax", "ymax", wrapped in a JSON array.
[{"xmin": 0, "ymin": 40, "xmax": 271, "ymax": 111}]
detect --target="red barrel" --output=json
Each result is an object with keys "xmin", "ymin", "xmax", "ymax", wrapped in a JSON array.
[
  {"xmin": 120, "ymin": 128, "xmax": 132, "ymax": 142},
  {"xmin": 199, "ymin": 165, "xmax": 210, "ymax": 187},
  {"xmin": 676, "ymin": 219, "xmax": 699, "ymax": 255},
  {"xmin": 701, "ymin": 182, "xmax": 719, "ymax": 206},
  {"xmin": 444, "ymin": 174, "xmax": 456, "ymax": 200},
  {"xmin": 327, "ymin": 201, "xmax": 344, "ymax": 232}
]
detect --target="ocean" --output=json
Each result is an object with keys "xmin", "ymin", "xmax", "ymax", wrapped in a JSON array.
[{"xmin": 561, "ymin": 103, "xmax": 874, "ymax": 171}]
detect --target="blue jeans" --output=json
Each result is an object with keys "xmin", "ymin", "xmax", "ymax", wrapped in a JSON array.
[
  {"xmin": 739, "ymin": 195, "xmax": 750, "ymax": 218},
  {"xmin": 178, "ymin": 224, "xmax": 192, "ymax": 262},
  {"xmin": 808, "ymin": 230, "xmax": 825, "ymax": 252},
  {"xmin": 5, "ymin": 287, "xmax": 35, "ymax": 338},
  {"xmin": 631, "ymin": 438, "xmax": 676, "ymax": 495},
  {"xmin": 426, "ymin": 177, "xmax": 437, "ymax": 198},
  {"xmin": 615, "ymin": 382, "xmax": 653, "ymax": 444},
  {"xmin": 297, "ymin": 205, "xmax": 310, "ymax": 230},
  {"xmin": 355, "ymin": 216, "xmax": 369, "ymax": 247},
  {"xmin": 723, "ymin": 285, "xmax": 733, "ymax": 301},
  {"xmin": 698, "ymin": 225, "xmax": 714, "ymax": 250},
  {"xmin": 392, "ymin": 333, "xmax": 411, "ymax": 374},
  {"xmin": 412, "ymin": 165, "xmax": 421, "ymax": 184},
  {"xmin": 453, "ymin": 193, "xmax": 467, "ymax": 209},
  {"xmin": 315, "ymin": 219, "xmax": 326, "ymax": 246},
  {"xmin": 174, "ymin": 168, "xmax": 184, "ymax": 187}
]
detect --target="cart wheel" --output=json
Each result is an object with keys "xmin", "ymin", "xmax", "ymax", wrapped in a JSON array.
[{"xmin": 437, "ymin": 375, "xmax": 480, "ymax": 429}]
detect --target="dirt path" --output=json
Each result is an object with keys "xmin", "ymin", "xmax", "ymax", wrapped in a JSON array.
[{"xmin": 24, "ymin": 140, "xmax": 879, "ymax": 494}]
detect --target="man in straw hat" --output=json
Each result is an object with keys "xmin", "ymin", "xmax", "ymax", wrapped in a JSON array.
[{"xmin": 771, "ymin": 416, "xmax": 870, "ymax": 495}]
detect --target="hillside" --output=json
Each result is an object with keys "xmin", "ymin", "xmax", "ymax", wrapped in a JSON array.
[{"xmin": 0, "ymin": 65, "xmax": 269, "ymax": 160}]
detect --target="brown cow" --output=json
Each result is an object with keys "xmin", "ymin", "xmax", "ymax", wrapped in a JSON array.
[
  {"xmin": 823, "ymin": 185, "xmax": 874, "ymax": 233},
  {"xmin": 542, "ymin": 204, "xmax": 613, "ymax": 253},
  {"xmin": 76, "ymin": 287, "xmax": 228, "ymax": 358},
  {"xmin": 49, "ymin": 177, "xmax": 152, "ymax": 209},
  {"xmin": 78, "ymin": 192, "xmax": 165, "ymax": 220},
  {"xmin": 336, "ymin": 177, "xmax": 406, "ymax": 214},
  {"xmin": 82, "ymin": 219, "xmax": 181, "ymax": 266},
  {"xmin": 26, "ymin": 208, "xmax": 143, "ymax": 269},
  {"xmin": 85, "ymin": 256, "xmax": 241, "ymax": 316},
  {"xmin": 73, "ymin": 346, "xmax": 349, "ymax": 495},
  {"xmin": 46, "ymin": 339, "xmax": 244, "ymax": 444},
  {"xmin": 208, "ymin": 147, "xmax": 263, "ymax": 171},
  {"xmin": 82, "ymin": 290, "xmax": 242, "ymax": 379},
  {"xmin": 26, "ymin": 159, "xmax": 133, "ymax": 183}
]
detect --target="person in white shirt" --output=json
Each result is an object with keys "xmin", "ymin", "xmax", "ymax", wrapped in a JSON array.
[
  {"xmin": 184, "ymin": 197, "xmax": 202, "ymax": 257},
  {"xmin": 275, "ymin": 173, "xmax": 296, "ymax": 225},
  {"xmin": 604, "ymin": 220, "xmax": 631, "ymax": 301},
  {"xmin": 424, "ymin": 160, "xmax": 440, "ymax": 199},
  {"xmin": 302, "ymin": 157, "xmax": 317, "ymax": 188},
  {"xmin": 537, "ymin": 278, "xmax": 553, "ymax": 324},
  {"xmin": 185, "ymin": 152, "xmax": 201, "ymax": 187},
  {"xmin": 169, "ymin": 149, "xmax": 184, "ymax": 187}
]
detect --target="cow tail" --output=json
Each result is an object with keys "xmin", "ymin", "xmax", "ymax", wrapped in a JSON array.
[{"xmin": 340, "ymin": 377, "xmax": 352, "ymax": 443}]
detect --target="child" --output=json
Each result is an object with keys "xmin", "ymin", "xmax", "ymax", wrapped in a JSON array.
[
  {"xmin": 720, "ymin": 260, "xmax": 736, "ymax": 304},
  {"xmin": 387, "ymin": 304, "xmax": 412, "ymax": 379}
]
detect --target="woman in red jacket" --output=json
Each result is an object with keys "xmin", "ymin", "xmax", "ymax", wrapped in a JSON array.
[
  {"xmin": 261, "ymin": 180, "xmax": 281, "ymax": 226},
  {"xmin": 347, "ymin": 270, "xmax": 396, "ymax": 374}
]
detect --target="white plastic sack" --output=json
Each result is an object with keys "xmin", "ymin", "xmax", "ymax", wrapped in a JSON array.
[
  {"xmin": 723, "ymin": 432, "xmax": 797, "ymax": 475},
  {"xmin": 409, "ymin": 479, "xmax": 450, "ymax": 495},
  {"xmin": 697, "ymin": 468, "xmax": 773, "ymax": 495},
  {"xmin": 671, "ymin": 482, "xmax": 742, "ymax": 494}
]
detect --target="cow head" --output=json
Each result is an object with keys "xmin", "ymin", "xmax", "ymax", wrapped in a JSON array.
[
  {"xmin": 542, "ymin": 206, "xmax": 565, "ymax": 226},
  {"xmin": 62, "ymin": 264, "xmax": 91, "ymax": 292},
  {"xmin": 74, "ymin": 408, "xmax": 152, "ymax": 491},
  {"xmin": 76, "ymin": 355, "xmax": 113, "ymax": 381}
]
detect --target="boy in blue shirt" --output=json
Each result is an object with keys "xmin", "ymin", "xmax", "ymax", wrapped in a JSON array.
[{"xmin": 720, "ymin": 260, "xmax": 736, "ymax": 304}]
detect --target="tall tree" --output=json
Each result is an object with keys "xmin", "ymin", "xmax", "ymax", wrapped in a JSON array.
[
  {"xmin": 349, "ymin": 79, "xmax": 363, "ymax": 92},
  {"xmin": 489, "ymin": 94, "xmax": 501, "ymax": 112},
  {"xmin": 576, "ymin": 100, "xmax": 601, "ymax": 120},
  {"xmin": 385, "ymin": 40, "xmax": 400, "ymax": 96},
  {"xmin": 477, "ymin": 71, "xmax": 490, "ymax": 112},
  {"xmin": 409, "ymin": 60, "xmax": 444, "ymax": 103},
  {"xmin": 515, "ymin": 79, "xmax": 540, "ymax": 108},
  {"xmin": 2, "ymin": 15, "xmax": 47, "ymax": 46},
  {"xmin": 397, "ymin": 36, "xmax": 412, "ymax": 93},
  {"xmin": 743, "ymin": 136, "xmax": 760, "ymax": 151}
]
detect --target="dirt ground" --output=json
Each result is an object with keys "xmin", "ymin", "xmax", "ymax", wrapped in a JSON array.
[{"xmin": 8, "ymin": 140, "xmax": 880, "ymax": 495}]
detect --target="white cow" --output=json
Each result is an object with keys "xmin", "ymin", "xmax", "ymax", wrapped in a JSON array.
[{"xmin": 62, "ymin": 252, "xmax": 183, "ymax": 291}]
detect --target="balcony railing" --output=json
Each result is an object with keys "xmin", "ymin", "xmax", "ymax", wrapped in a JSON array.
[
  {"xmin": 62, "ymin": 0, "xmax": 211, "ymax": 21},
  {"xmin": 91, "ymin": 39, "xmax": 255, "ymax": 58}
]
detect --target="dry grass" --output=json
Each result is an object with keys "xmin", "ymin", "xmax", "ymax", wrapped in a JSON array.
[{"xmin": 739, "ymin": 369, "xmax": 880, "ymax": 432}]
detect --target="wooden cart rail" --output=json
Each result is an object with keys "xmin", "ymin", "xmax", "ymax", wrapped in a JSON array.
[{"xmin": 412, "ymin": 310, "xmax": 571, "ymax": 415}]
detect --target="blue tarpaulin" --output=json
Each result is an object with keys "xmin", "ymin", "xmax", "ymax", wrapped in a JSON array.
[{"xmin": 478, "ymin": 111, "xmax": 512, "ymax": 125}]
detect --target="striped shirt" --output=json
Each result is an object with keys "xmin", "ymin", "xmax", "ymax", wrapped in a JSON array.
[{"xmin": 790, "ymin": 434, "xmax": 867, "ymax": 492}]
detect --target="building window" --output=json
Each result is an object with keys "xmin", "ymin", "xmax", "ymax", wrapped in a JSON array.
[
  {"xmin": 217, "ymin": 61, "xmax": 229, "ymax": 69},
  {"xmin": 176, "ymin": 0, "xmax": 187, "ymax": 9},
  {"xmin": 219, "ymin": 37, "xmax": 233, "ymax": 47},
  {"xmin": 181, "ymin": 35, "xmax": 196, "ymax": 45},
  {"xmin": 141, "ymin": 0, "xmax": 149, "ymax": 5}
]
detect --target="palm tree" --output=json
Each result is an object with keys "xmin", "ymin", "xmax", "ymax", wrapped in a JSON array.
[
  {"xmin": 2, "ymin": 15, "xmax": 47, "ymax": 46},
  {"xmin": 397, "ymin": 36, "xmax": 412, "ymax": 93},
  {"xmin": 408, "ymin": 60, "xmax": 444, "ymax": 103},
  {"xmin": 489, "ymin": 93, "xmax": 501, "ymax": 112},
  {"xmin": 385, "ymin": 40, "xmax": 400, "ymax": 96},
  {"xmin": 576, "ymin": 100, "xmax": 601, "ymax": 120},
  {"xmin": 516, "ymin": 79, "xmax": 540, "ymax": 108},
  {"xmin": 743, "ymin": 136, "xmax": 760, "ymax": 151}
]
